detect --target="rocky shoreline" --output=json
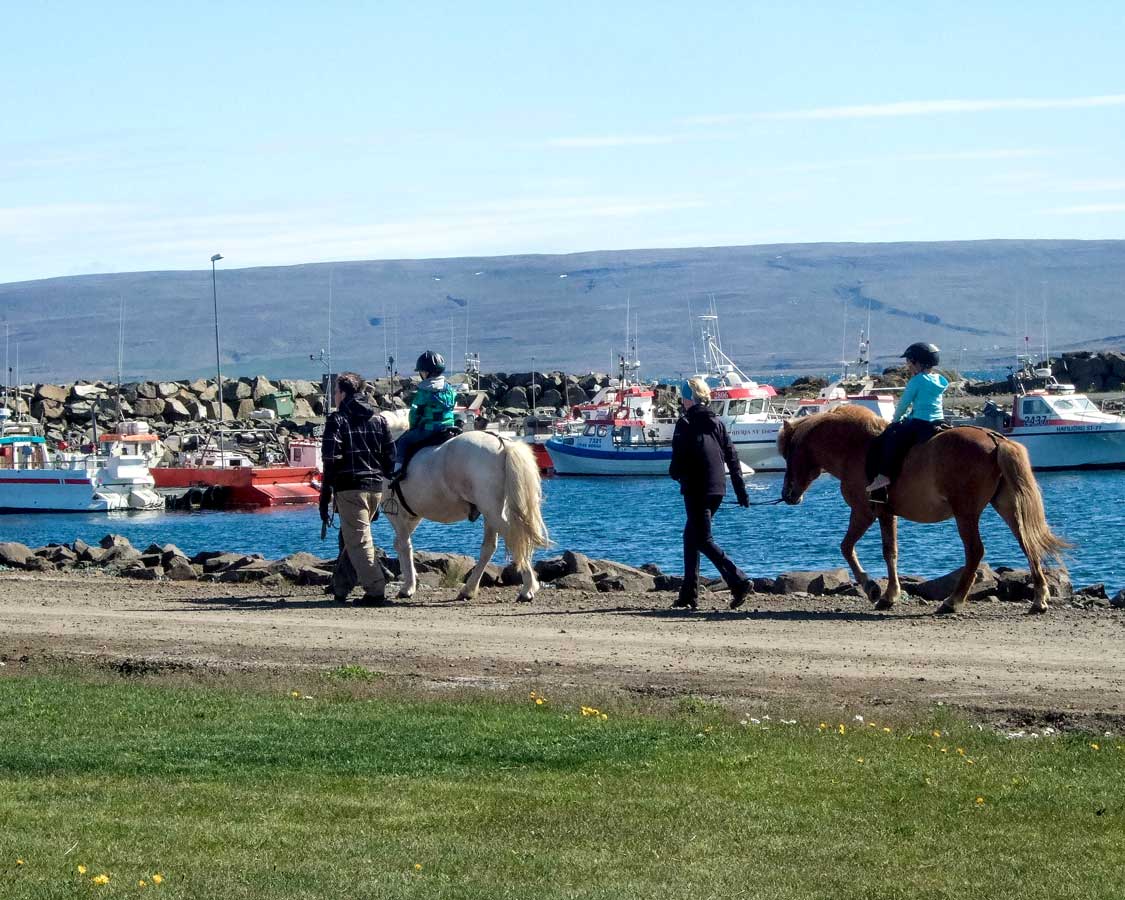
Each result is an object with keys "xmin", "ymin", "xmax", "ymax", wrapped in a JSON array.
[
  {"xmin": 6, "ymin": 348, "xmax": 1124, "ymax": 453},
  {"xmin": 1, "ymin": 536, "xmax": 1120, "ymax": 611}
]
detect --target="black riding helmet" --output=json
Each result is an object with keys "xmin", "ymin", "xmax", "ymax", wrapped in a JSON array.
[
  {"xmin": 415, "ymin": 350, "xmax": 446, "ymax": 375},
  {"xmin": 902, "ymin": 342, "xmax": 940, "ymax": 368}
]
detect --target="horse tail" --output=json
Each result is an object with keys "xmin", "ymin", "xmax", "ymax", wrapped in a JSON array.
[
  {"xmin": 502, "ymin": 440, "xmax": 551, "ymax": 566},
  {"xmin": 995, "ymin": 439, "xmax": 1070, "ymax": 569}
]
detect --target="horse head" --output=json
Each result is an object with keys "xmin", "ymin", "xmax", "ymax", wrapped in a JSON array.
[{"xmin": 778, "ymin": 417, "xmax": 821, "ymax": 505}]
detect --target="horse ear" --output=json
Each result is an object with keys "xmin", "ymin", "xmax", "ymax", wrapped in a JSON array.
[{"xmin": 777, "ymin": 420, "xmax": 793, "ymax": 459}]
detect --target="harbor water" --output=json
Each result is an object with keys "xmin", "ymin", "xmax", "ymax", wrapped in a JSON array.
[{"xmin": 3, "ymin": 471, "xmax": 1122, "ymax": 591}]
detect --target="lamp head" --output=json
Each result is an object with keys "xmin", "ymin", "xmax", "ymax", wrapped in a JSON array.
[{"xmin": 211, "ymin": 253, "xmax": 223, "ymax": 263}]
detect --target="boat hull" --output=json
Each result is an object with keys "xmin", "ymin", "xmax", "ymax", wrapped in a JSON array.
[
  {"xmin": 0, "ymin": 471, "xmax": 111, "ymax": 512},
  {"xmin": 1007, "ymin": 426, "xmax": 1125, "ymax": 470},
  {"xmin": 545, "ymin": 439, "xmax": 672, "ymax": 476},
  {"xmin": 727, "ymin": 422, "xmax": 786, "ymax": 472},
  {"xmin": 151, "ymin": 466, "xmax": 320, "ymax": 506}
]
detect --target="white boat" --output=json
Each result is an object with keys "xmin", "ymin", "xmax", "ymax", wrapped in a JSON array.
[
  {"xmin": 971, "ymin": 362, "xmax": 1125, "ymax": 470},
  {"xmin": 546, "ymin": 385, "xmax": 677, "ymax": 475},
  {"xmin": 0, "ymin": 411, "xmax": 163, "ymax": 512}
]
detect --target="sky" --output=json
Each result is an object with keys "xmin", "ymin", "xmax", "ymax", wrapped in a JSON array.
[{"xmin": 2, "ymin": 1, "xmax": 1123, "ymax": 284}]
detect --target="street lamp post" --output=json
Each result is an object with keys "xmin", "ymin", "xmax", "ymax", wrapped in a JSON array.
[{"xmin": 210, "ymin": 253, "xmax": 225, "ymax": 468}]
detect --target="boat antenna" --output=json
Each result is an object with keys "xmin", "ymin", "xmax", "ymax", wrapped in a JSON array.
[
  {"xmin": 210, "ymin": 252, "xmax": 225, "ymax": 468},
  {"xmin": 116, "ymin": 296, "xmax": 125, "ymax": 422},
  {"xmin": 3, "ymin": 323, "xmax": 8, "ymax": 416},
  {"xmin": 688, "ymin": 297, "xmax": 699, "ymax": 375},
  {"xmin": 327, "ymin": 266, "xmax": 333, "ymax": 413}
]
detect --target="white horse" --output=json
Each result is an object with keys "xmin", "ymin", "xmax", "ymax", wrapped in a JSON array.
[{"xmin": 378, "ymin": 410, "xmax": 550, "ymax": 602}]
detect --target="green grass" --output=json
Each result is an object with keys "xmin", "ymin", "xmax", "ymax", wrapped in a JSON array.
[{"xmin": 0, "ymin": 672, "xmax": 1122, "ymax": 899}]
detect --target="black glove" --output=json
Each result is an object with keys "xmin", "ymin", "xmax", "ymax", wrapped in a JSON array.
[
  {"xmin": 318, "ymin": 485, "xmax": 334, "ymax": 524},
  {"xmin": 735, "ymin": 484, "xmax": 750, "ymax": 508}
]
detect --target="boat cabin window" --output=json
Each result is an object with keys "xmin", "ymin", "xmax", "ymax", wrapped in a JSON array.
[
  {"xmin": 583, "ymin": 423, "xmax": 596, "ymax": 436},
  {"xmin": 1052, "ymin": 397, "xmax": 1093, "ymax": 412},
  {"xmin": 726, "ymin": 400, "xmax": 748, "ymax": 416},
  {"xmin": 708, "ymin": 400, "xmax": 727, "ymax": 415},
  {"xmin": 1021, "ymin": 397, "xmax": 1051, "ymax": 417},
  {"xmin": 596, "ymin": 425, "xmax": 609, "ymax": 438},
  {"xmin": 747, "ymin": 398, "xmax": 766, "ymax": 414}
]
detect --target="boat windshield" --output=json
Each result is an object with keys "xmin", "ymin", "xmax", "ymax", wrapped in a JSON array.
[{"xmin": 1049, "ymin": 396, "xmax": 1095, "ymax": 413}]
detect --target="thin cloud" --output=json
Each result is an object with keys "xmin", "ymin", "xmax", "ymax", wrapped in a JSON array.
[
  {"xmin": 1042, "ymin": 202, "xmax": 1125, "ymax": 215},
  {"xmin": 542, "ymin": 134, "xmax": 686, "ymax": 149},
  {"xmin": 686, "ymin": 93, "xmax": 1125, "ymax": 124}
]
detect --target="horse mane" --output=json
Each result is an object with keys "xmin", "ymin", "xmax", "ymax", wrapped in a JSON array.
[{"xmin": 778, "ymin": 405, "xmax": 885, "ymax": 458}]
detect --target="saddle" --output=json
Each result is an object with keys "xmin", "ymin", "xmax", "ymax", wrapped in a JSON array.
[{"xmin": 391, "ymin": 426, "xmax": 462, "ymax": 491}]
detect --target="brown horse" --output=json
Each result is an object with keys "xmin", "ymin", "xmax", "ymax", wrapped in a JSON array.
[{"xmin": 777, "ymin": 406, "xmax": 1068, "ymax": 614}]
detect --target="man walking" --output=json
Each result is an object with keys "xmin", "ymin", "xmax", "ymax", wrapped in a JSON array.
[
  {"xmin": 668, "ymin": 377, "xmax": 752, "ymax": 610},
  {"xmin": 320, "ymin": 372, "xmax": 395, "ymax": 605}
]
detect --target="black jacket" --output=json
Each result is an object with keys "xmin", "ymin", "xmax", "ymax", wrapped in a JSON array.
[
  {"xmin": 669, "ymin": 403, "xmax": 746, "ymax": 498},
  {"xmin": 321, "ymin": 395, "xmax": 394, "ymax": 491}
]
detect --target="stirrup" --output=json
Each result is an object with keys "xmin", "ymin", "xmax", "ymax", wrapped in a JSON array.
[{"xmin": 467, "ymin": 504, "xmax": 481, "ymax": 522}]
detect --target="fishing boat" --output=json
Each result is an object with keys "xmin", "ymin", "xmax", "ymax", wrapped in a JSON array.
[
  {"xmin": 545, "ymin": 387, "xmax": 676, "ymax": 476},
  {"xmin": 150, "ymin": 434, "xmax": 322, "ymax": 507},
  {"xmin": 970, "ymin": 358, "xmax": 1125, "ymax": 470},
  {"xmin": 0, "ymin": 409, "xmax": 162, "ymax": 512}
]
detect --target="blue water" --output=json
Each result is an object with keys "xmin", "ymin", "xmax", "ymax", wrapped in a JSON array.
[{"xmin": 2, "ymin": 471, "xmax": 1121, "ymax": 591}]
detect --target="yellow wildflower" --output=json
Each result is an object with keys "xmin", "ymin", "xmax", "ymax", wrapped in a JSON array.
[
  {"xmin": 78, "ymin": 865, "xmax": 88, "ymax": 875},
  {"xmin": 856, "ymin": 758, "xmax": 864, "ymax": 764},
  {"xmin": 838, "ymin": 724, "xmax": 846, "ymax": 734},
  {"xmin": 414, "ymin": 863, "xmax": 423, "ymax": 871},
  {"xmin": 882, "ymin": 727, "xmax": 891, "ymax": 733},
  {"xmin": 600, "ymin": 713, "xmax": 608, "ymax": 721},
  {"xmin": 290, "ymin": 690, "xmax": 300, "ymax": 698},
  {"xmin": 932, "ymin": 730, "xmax": 941, "ymax": 738},
  {"xmin": 1091, "ymin": 743, "xmax": 1100, "ymax": 750},
  {"xmin": 535, "ymin": 698, "xmax": 545, "ymax": 706},
  {"xmin": 16, "ymin": 859, "xmax": 24, "ymax": 866},
  {"xmin": 818, "ymin": 722, "xmax": 827, "ymax": 730},
  {"xmin": 139, "ymin": 880, "xmax": 147, "ymax": 887},
  {"xmin": 975, "ymin": 797, "xmax": 985, "ymax": 805},
  {"xmin": 152, "ymin": 874, "xmax": 164, "ymax": 884},
  {"xmin": 93, "ymin": 874, "xmax": 110, "ymax": 885},
  {"xmin": 940, "ymin": 747, "xmax": 948, "ymax": 753},
  {"xmin": 957, "ymin": 747, "xmax": 965, "ymax": 755},
  {"xmin": 966, "ymin": 759, "xmax": 975, "ymax": 765}
]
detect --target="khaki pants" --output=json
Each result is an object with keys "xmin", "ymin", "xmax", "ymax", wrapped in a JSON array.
[{"xmin": 334, "ymin": 489, "xmax": 387, "ymax": 596}]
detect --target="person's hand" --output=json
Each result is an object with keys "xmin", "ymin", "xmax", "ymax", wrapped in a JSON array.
[
  {"xmin": 735, "ymin": 485, "xmax": 750, "ymax": 508},
  {"xmin": 319, "ymin": 486, "xmax": 333, "ymax": 524}
]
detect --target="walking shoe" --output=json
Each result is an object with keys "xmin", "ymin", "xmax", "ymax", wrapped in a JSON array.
[
  {"xmin": 672, "ymin": 586, "xmax": 698, "ymax": 610},
  {"xmin": 729, "ymin": 578, "xmax": 753, "ymax": 610},
  {"xmin": 865, "ymin": 474, "xmax": 891, "ymax": 493},
  {"xmin": 354, "ymin": 594, "xmax": 392, "ymax": 607}
]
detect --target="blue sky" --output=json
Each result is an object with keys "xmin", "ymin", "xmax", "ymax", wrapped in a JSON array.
[{"xmin": 2, "ymin": 1, "xmax": 1123, "ymax": 283}]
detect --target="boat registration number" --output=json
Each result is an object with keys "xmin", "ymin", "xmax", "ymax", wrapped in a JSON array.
[{"xmin": 1022, "ymin": 415, "xmax": 1050, "ymax": 426}]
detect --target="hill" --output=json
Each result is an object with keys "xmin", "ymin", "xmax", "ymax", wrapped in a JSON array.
[{"xmin": 2, "ymin": 239, "xmax": 1123, "ymax": 383}]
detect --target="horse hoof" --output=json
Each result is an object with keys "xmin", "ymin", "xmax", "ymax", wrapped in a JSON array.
[
  {"xmin": 1027, "ymin": 603, "xmax": 1048, "ymax": 615},
  {"xmin": 934, "ymin": 602, "xmax": 959, "ymax": 616},
  {"xmin": 516, "ymin": 594, "xmax": 534, "ymax": 604},
  {"xmin": 455, "ymin": 591, "xmax": 473, "ymax": 603},
  {"xmin": 863, "ymin": 581, "xmax": 881, "ymax": 603},
  {"xmin": 874, "ymin": 597, "xmax": 895, "ymax": 611},
  {"xmin": 397, "ymin": 589, "xmax": 415, "ymax": 600}
]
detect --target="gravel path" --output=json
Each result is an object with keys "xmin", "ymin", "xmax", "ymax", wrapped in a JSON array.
[{"xmin": 2, "ymin": 571, "xmax": 1123, "ymax": 726}]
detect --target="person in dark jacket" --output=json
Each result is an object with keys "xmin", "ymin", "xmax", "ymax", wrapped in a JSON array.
[
  {"xmin": 320, "ymin": 371, "xmax": 395, "ymax": 605},
  {"xmin": 668, "ymin": 377, "xmax": 752, "ymax": 610}
]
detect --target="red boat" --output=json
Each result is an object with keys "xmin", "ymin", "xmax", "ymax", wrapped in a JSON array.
[{"xmin": 151, "ymin": 438, "xmax": 321, "ymax": 508}]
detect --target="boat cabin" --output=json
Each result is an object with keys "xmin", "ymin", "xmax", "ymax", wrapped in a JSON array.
[{"xmin": 0, "ymin": 434, "xmax": 51, "ymax": 470}]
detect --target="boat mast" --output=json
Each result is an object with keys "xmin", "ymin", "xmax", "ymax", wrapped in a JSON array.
[
  {"xmin": 116, "ymin": 296, "xmax": 125, "ymax": 422},
  {"xmin": 210, "ymin": 253, "xmax": 225, "ymax": 468}
]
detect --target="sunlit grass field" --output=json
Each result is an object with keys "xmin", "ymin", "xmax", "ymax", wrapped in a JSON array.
[{"xmin": 1, "ymin": 669, "xmax": 1121, "ymax": 899}]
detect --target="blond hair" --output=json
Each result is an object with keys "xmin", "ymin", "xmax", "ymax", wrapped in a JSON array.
[{"xmin": 687, "ymin": 376, "xmax": 711, "ymax": 403}]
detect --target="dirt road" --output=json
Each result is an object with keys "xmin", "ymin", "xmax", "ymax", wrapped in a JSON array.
[{"xmin": 2, "ymin": 571, "xmax": 1123, "ymax": 725}]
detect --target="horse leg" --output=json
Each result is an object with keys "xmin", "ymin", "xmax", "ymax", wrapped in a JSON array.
[
  {"xmin": 936, "ymin": 514, "xmax": 984, "ymax": 615},
  {"xmin": 874, "ymin": 511, "xmax": 901, "ymax": 611},
  {"xmin": 840, "ymin": 505, "xmax": 878, "ymax": 601},
  {"xmin": 392, "ymin": 517, "xmax": 421, "ymax": 599},
  {"xmin": 457, "ymin": 523, "xmax": 499, "ymax": 602}
]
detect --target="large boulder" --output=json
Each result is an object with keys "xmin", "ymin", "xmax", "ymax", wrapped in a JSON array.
[
  {"xmin": 499, "ymin": 387, "xmax": 528, "ymax": 409},
  {"xmin": 555, "ymin": 573, "xmax": 599, "ymax": 592},
  {"xmin": 32, "ymin": 399, "xmax": 64, "ymax": 421},
  {"xmin": 235, "ymin": 399, "xmax": 257, "ymax": 420},
  {"xmin": 292, "ymin": 398, "xmax": 315, "ymax": 419},
  {"xmin": 539, "ymin": 389, "xmax": 563, "ymax": 409},
  {"xmin": 35, "ymin": 383, "xmax": 69, "ymax": 403},
  {"xmin": 564, "ymin": 384, "xmax": 588, "ymax": 406},
  {"xmin": 251, "ymin": 375, "xmax": 277, "ymax": 400},
  {"xmin": 69, "ymin": 383, "xmax": 107, "ymax": 401},
  {"xmin": 914, "ymin": 564, "xmax": 998, "ymax": 603},
  {"xmin": 156, "ymin": 381, "xmax": 181, "ymax": 398},
  {"xmin": 995, "ymin": 567, "xmax": 1072, "ymax": 602},
  {"xmin": 163, "ymin": 398, "xmax": 192, "ymax": 423},
  {"xmin": 0, "ymin": 542, "xmax": 34, "ymax": 569},
  {"xmin": 134, "ymin": 398, "xmax": 166, "ymax": 419},
  {"xmin": 136, "ymin": 381, "xmax": 160, "ymax": 400},
  {"xmin": 562, "ymin": 550, "xmax": 593, "ymax": 577},
  {"xmin": 222, "ymin": 380, "xmax": 253, "ymax": 402}
]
